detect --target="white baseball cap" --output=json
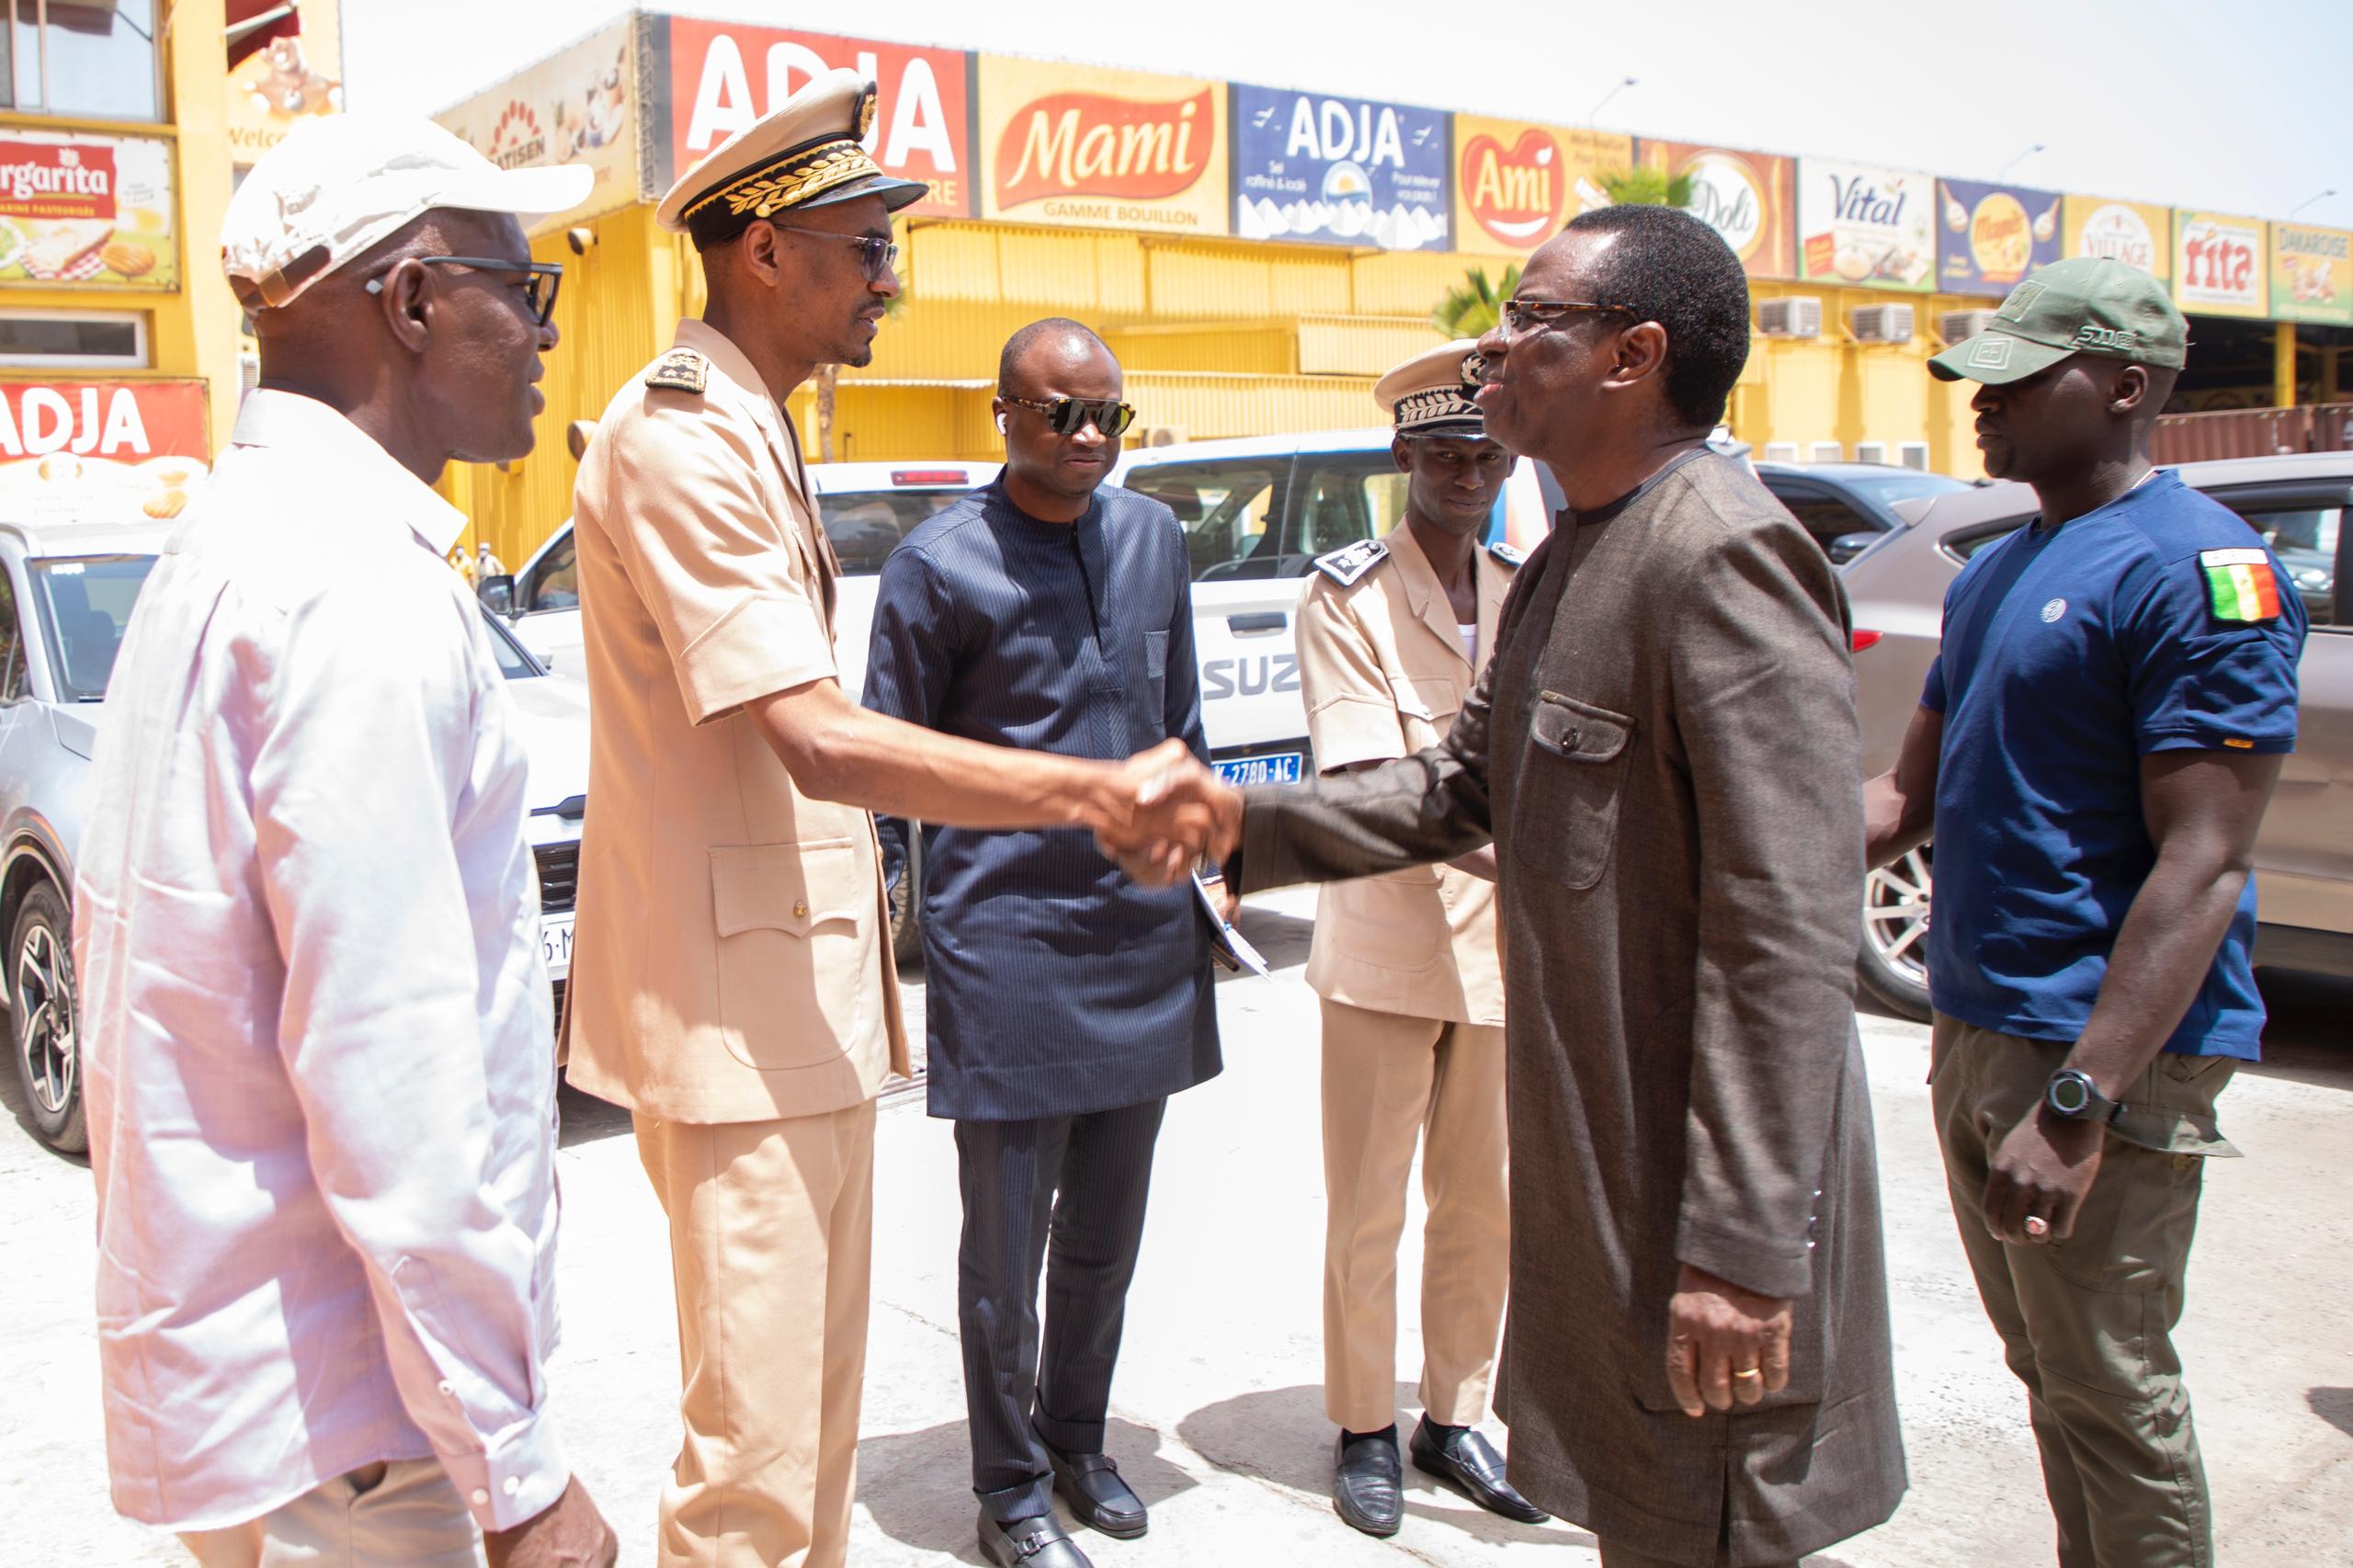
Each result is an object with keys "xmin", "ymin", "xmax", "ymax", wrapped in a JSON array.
[{"xmin": 223, "ymin": 113, "xmax": 593, "ymax": 309}]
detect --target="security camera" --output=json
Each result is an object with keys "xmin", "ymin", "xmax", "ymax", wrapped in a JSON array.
[{"xmin": 565, "ymin": 226, "xmax": 596, "ymax": 256}]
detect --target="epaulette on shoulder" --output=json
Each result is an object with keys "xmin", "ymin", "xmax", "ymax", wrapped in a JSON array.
[
  {"xmin": 1487, "ymin": 540, "xmax": 1526, "ymax": 569},
  {"xmin": 1313, "ymin": 538, "xmax": 1389, "ymax": 587},
  {"xmin": 643, "ymin": 347, "xmax": 709, "ymax": 395}
]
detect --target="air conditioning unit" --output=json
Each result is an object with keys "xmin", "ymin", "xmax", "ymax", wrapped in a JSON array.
[
  {"xmin": 1757, "ymin": 296, "xmax": 1824, "ymax": 338},
  {"xmin": 1938, "ymin": 309, "xmax": 1999, "ymax": 346},
  {"xmin": 1854, "ymin": 441, "xmax": 1890, "ymax": 465},
  {"xmin": 1851, "ymin": 303, "xmax": 1915, "ymax": 344},
  {"xmin": 1128, "ymin": 425, "xmax": 1187, "ymax": 449},
  {"xmin": 1898, "ymin": 442, "xmax": 1931, "ymax": 472},
  {"xmin": 1761, "ymin": 441, "xmax": 1802, "ymax": 464},
  {"xmin": 1810, "ymin": 442, "xmax": 1844, "ymax": 463}
]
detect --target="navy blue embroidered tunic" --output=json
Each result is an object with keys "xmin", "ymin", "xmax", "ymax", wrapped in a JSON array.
[{"xmin": 863, "ymin": 478, "xmax": 1221, "ymax": 1121}]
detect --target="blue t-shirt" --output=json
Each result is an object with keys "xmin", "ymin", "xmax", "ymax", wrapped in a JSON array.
[{"xmin": 1922, "ymin": 469, "xmax": 2307, "ymax": 1059}]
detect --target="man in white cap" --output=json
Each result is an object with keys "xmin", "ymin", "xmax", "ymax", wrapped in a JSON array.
[
  {"xmin": 565, "ymin": 71, "xmax": 1231, "ymax": 1568},
  {"xmin": 1295, "ymin": 340, "xmax": 1545, "ymax": 1538},
  {"xmin": 74, "ymin": 116, "xmax": 615, "ymax": 1565}
]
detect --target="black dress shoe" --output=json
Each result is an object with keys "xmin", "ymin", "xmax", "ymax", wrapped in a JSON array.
[
  {"xmin": 978, "ymin": 1508, "xmax": 1094, "ymax": 1568},
  {"xmin": 1333, "ymin": 1426, "xmax": 1404, "ymax": 1537},
  {"xmin": 1043, "ymin": 1442, "xmax": 1148, "ymax": 1539},
  {"xmin": 1409, "ymin": 1417, "xmax": 1551, "ymax": 1524}
]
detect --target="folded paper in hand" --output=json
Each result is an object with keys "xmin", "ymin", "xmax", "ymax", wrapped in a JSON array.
[{"xmin": 1192, "ymin": 869, "xmax": 1270, "ymax": 979}]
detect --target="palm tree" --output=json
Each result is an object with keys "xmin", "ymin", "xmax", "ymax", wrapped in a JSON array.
[
  {"xmin": 812, "ymin": 284, "xmax": 909, "ymax": 463},
  {"xmin": 1599, "ymin": 166, "xmax": 1695, "ymax": 208},
  {"xmin": 1431, "ymin": 263, "xmax": 1521, "ymax": 339}
]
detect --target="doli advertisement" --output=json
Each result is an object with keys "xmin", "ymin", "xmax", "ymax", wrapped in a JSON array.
[
  {"xmin": 980, "ymin": 57, "xmax": 1227, "ymax": 235},
  {"xmin": 665, "ymin": 18, "xmax": 973, "ymax": 220},
  {"xmin": 224, "ymin": 0, "xmax": 344, "ymax": 167},
  {"xmin": 1935, "ymin": 178, "xmax": 2061, "ymax": 295},
  {"xmin": 2061, "ymin": 195, "xmax": 2171, "ymax": 283},
  {"xmin": 2173, "ymin": 210, "xmax": 2269, "ymax": 318},
  {"xmin": 2269, "ymin": 222, "xmax": 2353, "ymax": 327},
  {"xmin": 1635, "ymin": 140, "xmax": 1794, "ymax": 278},
  {"xmin": 436, "ymin": 18, "xmax": 642, "ymax": 233},
  {"xmin": 0, "ymin": 131, "xmax": 176, "ymax": 290},
  {"xmin": 0, "ymin": 380, "xmax": 208, "ymax": 523},
  {"xmin": 1796, "ymin": 159, "xmax": 1934, "ymax": 291},
  {"xmin": 1228, "ymin": 85, "xmax": 1448, "ymax": 251},
  {"xmin": 1449, "ymin": 116, "xmax": 1628, "ymax": 256}
]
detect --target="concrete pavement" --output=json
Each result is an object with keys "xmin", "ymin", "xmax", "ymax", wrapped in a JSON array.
[{"xmin": 5, "ymin": 886, "xmax": 2351, "ymax": 1564}]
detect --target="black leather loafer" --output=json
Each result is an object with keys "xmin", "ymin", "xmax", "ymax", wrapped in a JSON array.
[
  {"xmin": 1044, "ymin": 1443, "xmax": 1148, "ymax": 1539},
  {"xmin": 1409, "ymin": 1417, "xmax": 1550, "ymax": 1524},
  {"xmin": 1333, "ymin": 1428, "xmax": 1404, "ymax": 1537},
  {"xmin": 978, "ymin": 1508, "xmax": 1094, "ymax": 1568}
]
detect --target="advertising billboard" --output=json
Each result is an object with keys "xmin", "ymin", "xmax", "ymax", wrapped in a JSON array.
[
  {"xmin": 224, "ymin": 0, "xmax": 345, "ymax": 167},
  {"xmin": 0, "ymin": 131, "xmax": 176, "ymax": 290},
  {"xmin": 1635, "ymin": 140, "xmax": 1794, "ymax": 278},
  {"xmin": 1449, "ymin": 116, "xmax": 1628, "ymax": 256},
  {"xmin": 979, "ymin": 57, "xmax": 1227, "ymax": 235},
  {"xmin": 2173, "ymin": 210, "xmax": 2268, "ymax": 318},
  {"xmin": 1795, "ymin": 159, "xmax": 1935, "ymax": 291},
  {"xmin": 438, "ymin": 17, "xmax": 642, "ymax": 233},
  {"xmin": 1936, "ymin": 178, "xmax": 2062, "ymax": 295},
  {"xmin": 2062, "ymin": 195, "xmax": 2171, "ymax": 282},
  {"xmin": 2269, "ymin": 222, "xmax": 2353, "ymax": 326},
  {"xmin": 1228, "ymin": 85, "xmax": 1448, "ymax": 251},
  {"xmin": 0, "ymin": 379, "xmax": 208, "ymax": 523},
  {"xmin": 664, "ymin": 19, "xmax": 973, "ymax": 220}
]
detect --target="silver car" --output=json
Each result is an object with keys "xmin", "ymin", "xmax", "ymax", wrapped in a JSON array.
[
  {"xmin": 1, "ymin": 519, "xmax": 587, "ymax": 1154},
  {"xmin": 1840, "ymin": 453, "xmax": 2353, "ymax": 1018}
]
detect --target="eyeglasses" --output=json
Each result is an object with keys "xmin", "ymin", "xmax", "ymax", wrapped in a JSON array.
[
  {"xmin": 999, "ymin": 395, "xmax": 1136, "ymax": 437},
  {"xmin": 767, "ymin": 224, "xmax": 899, "ymax": 284},
  {"xmin": 1498, "ymin": 296, "xmax": 1638, "ymax": 341},
  {"xmin": 365, "ymin": 256, "xmax": 565, "ymax": 325}
]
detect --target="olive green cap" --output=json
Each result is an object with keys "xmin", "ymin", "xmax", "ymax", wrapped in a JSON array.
[{"xmin": 1929, "ymin": 256, "xmax": 2188, "ymax": 385}]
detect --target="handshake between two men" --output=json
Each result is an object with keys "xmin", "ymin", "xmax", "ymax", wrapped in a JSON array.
[{"xmin": 1087, "ymin": 738, "xmax": 1245, "ymax": 888}]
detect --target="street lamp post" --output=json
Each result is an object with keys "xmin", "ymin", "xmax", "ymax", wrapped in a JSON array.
[
  {"xmin": 1995, "ymin": 142, "xmax": 2046, "ymax": 183},
  {"xmin": 2289, "ymin": 189, "xmax": 2337, "ymax": 220},
  {"xmin": 1586, "ymin": 75, "xmax": 1637, "ymax": 129}
]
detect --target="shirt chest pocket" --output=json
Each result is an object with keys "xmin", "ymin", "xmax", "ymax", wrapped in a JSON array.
[
  {"xmin": 1390, "ymin": 675, "xmax": 1461, "ymax": 751},
  {"xmin": 710, "ymin": 840, "xmax": 874, "ymax": 1072},
  {"xmin": 1142, "ymin": 629, "xmax": 1170, "ymax": 738},
  {"xmin": 1516, "ymin": 692, "xmax": 1634, "ymax": 891}
]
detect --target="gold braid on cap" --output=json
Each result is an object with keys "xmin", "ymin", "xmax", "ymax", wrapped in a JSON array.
[{"xmin": 682, "ymin": 140, "xmax": 881, "ymax": 224}]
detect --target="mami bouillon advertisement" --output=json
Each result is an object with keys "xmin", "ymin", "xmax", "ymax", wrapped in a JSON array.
[{"xmin": 980, "ymin": 57, "xmax": 1228, "ymax": 235}]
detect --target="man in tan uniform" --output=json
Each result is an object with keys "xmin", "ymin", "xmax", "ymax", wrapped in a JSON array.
[
  {"xmin": 565, "ymin": 72, "xmax": 1231, "ymax": 1568},
  {"xmin": 1297, "ymin": 341, "xmax": 1547, "ymax": 1538}
]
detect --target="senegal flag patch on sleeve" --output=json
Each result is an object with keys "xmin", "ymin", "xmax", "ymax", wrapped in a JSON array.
[{"xmin": 2199, "ymin": 548, "xmax": 2281, "ymax": 622}]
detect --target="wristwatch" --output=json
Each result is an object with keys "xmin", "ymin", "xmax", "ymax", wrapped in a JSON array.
[{"xmin": 2044, "ymin": 1069, "xmax": 2120, "ymax": 1124}]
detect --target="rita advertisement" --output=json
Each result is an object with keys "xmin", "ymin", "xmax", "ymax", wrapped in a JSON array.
[
  {"xmin": 1449, "ymin": 116, "xmax": 1629, "ymax": 256},
  {"xmin": 2062, "ymin": 195, "xmax": 2170, "ymax": 282},
  {"xmin": 1228, "ymin": 85, "xmax": 1448, "ymax": 251},
  {"xmin": 980, "ymin": 57, "xmax": 1227, "ymax": 234},
  {"xmin": 1635, "ymin": 140, "xmax": 1793, "ymax": 278},
  {"xmin": 1936, "ymin": 178, "xmax": 2061, "ymax": 295},
  {"xmin": 1796, "ymin": 159, "xmax": 1934, "ymax": 291},
  {"xmin": 2173, "ymin": 210, "xmax": 2268, "ymax": 318},
  {"xmin": 665, "ymin": 19, "xmax": 972, "ymax": 220}
]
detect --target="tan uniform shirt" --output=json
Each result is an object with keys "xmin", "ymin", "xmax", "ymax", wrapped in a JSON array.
[
  {"xmin": 1296, "ymin": 525, "xmax": 1515, "ymax": 1026},
  {"xmin": 564, "ymin": 318, "xmax": 908, "ymax": 1125}
]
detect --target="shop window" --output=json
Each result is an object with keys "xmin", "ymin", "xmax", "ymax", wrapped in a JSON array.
[
  {"xmin": 0, "ymin": 308, "xmax": 147, "ymax": 368},
  {"xmin": 1898, "ymin": 442, "xmax": 1931, "ymax": 472},
  {"xmin": 4, "ymin": 0, "xmax": 163, "ymax": 121},
  {"xmin": 1809, "ymin": 442, "xmax": 1844, "ymax": 463},
  {"xmin": 1854, "ymin": 441, "xmax": 1889, "ymax": 465}
]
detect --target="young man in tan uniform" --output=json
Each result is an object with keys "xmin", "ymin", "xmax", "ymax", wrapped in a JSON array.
[
  {"xmin": 565, "ymin": 72, "xmax": 1233, "ymax": 1568},
  {"xmin": 1296, "ymin": 341, "xmax": 1547, "ymax": 1538}
]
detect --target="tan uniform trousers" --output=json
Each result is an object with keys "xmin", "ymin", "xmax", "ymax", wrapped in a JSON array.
[
  {"xmin": 634, "ymin": 1097, "xmax": 878, "ymax": 1568},
  {"xmin": 179, "ymin": 1460, "xmax": 479, "ymax": 1567},
  {"xmin": 1319, "ymin": 997, "xmax": 1510, "ymax": 1432},
  {"xmin": 1932, "ymin": 1015, "xmax": 2236, "ymax": 1568}
]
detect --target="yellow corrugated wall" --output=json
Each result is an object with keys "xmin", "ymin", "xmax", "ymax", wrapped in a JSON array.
[{"xmin": 1296, "ymin": 315, "xmax": 1447, "ymax": 376}]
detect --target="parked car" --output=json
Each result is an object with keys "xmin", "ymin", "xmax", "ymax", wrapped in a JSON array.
[
  {"xmin": 1755, "ymin": 460, "xmax": 1977, "ymax": 564},
  {"xmin": 1, "ymin": 518, "xmax": 587, "ymax": 1154},
  {"xmin": 1841, "ymin": 452, "xmax": 2352, "ymax": 1018}
]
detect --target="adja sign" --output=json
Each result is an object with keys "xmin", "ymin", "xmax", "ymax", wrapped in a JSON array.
[{"xmin": 0, "ymin": 380, "xmax": 205, "ymax": 460}]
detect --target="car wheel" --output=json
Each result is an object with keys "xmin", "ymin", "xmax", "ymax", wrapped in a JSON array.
[
  {"xmin": 888, "ymin": 832, "xmax": 924, "ymax": 968},
  {"xmin": 10, "ymin": 880, "xmax": 86, "ymax": 1153},
  {"xmin": 1858, "ymin": 846, "xmax": 1933, "ymax": 1022}
]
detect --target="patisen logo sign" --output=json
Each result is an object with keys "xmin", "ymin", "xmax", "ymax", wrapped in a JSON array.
[
  {"xmin": 995, "ymin": 87, "xmax": 1212, "ymax": 209},
  {"xmin": 484, "ymin": 102, "xmax": 549, "ymax": 171}
]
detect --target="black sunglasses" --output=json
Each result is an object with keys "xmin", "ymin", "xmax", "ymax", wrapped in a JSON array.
[
  {"xmin": 1000, "ymin": 395, "xmax": 1136, "ymax": 437},
  {"xmin": 366, "ymin": 256, "xmax": 564, "ymax": 325},
  {"xmin": 1499, "ymin": 296, "xmax": 1638, "ymax": 338},
  {"xmin": 767, "ymin": 223, "xmax": 899, "ymax": 284}
]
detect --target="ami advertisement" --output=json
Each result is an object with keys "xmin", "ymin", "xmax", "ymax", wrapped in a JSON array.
[
  {"xmin": 2061, "ymin": 195, "xmax": 2171, "ymax": 282},
  {"xmin": 979, "ymin": 57, "xmax": 1227, "ymax": 235},
  {"xmin": 2269, "ymin": 222, "xmax": 2352, "ymax": 326},
  {"xmin": 1450, "ymin": 116, "xmax": 1629, "ymax": 256},
  {"xmin": 1796, "ymin": 159, "xmax": 1934, "ymax": 291},
  {"xmin": 664, "ymin": 18, "xmax": 973, "ymax": 220},
  {"xmin": 1635, "ymin": 140, "xmax": 1793, "ymax": 278},
  {"xmin": 0, "ymin": 380, "xmax": 208, "ymax": 523},
  {"xmin": 1228, "ymin": 85, "xmax": 1448, "ymax": 251},
  {"xmin": 2173, "ymin": 210, "xmax": 2269, "ymax": 318},
  {"xmin": 0, "ymin": 131, "xmax": 176, "ymax": 290},
  {"xmin": 1936, "ymin": 178, "xmax": 2061, "ymax": 295},
  {"xmin": 438, "ymin": 18, "xmax": 642, "ymax": 233}
]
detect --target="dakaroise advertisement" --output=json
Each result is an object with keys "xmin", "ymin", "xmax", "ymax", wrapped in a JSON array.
[
  {"xmin": 2062, "ymin": 195, "xmax": 2171, "ymax": 283},
  {"xmin": 1449, "ymin": 116, "xmax": 1629, "ymax": 256},
  {"xmin": 0, "ymin": 131, "xmax": 176, "ymax": 290},
  {"xmin": 1936, "ymin": 178, "xmax": 2062, "ymax": 295},
  {"xmin": 1228, "ymin": 85, "xmax": 1449, "ymax": 251},
  {"xmin": 1795, "ymin": 158, "xmax": 1935, "ymax": 291},
  {"xmin": 2269, "ymin": 222, "xmax": 2352, "ymax": 326},
  {"xmin": 2173, "ymin": 210, "xmax": 2269, "ymax": 318},
  {"xmin": 1635, "ymin": 140, "xmax": 1793, "ymax": 278},
  {"xmin": 979, "ymin": 57, "xmax": 1227, "ymax": 235},
  {"xmin": 664, "ymin": 18, "xmax": 974, "ymax": 220},
  {"xmin": 437, "ymin": 17, "xmax": 642, "ymax": 233}
]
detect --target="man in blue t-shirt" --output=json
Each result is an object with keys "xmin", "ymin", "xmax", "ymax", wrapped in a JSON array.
[{"xmin": 1866, "ymin": 258, "xmax": 2305, "ymax": 1568}]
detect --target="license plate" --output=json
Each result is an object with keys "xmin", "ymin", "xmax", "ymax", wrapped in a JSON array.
[
  {"xmin": 540, "ymin": 914, "xmax": 574, "ymax": 979},
  {"xmin": 1213, "ymin": 751, "xmax": 1302, "ymax": 787}
]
